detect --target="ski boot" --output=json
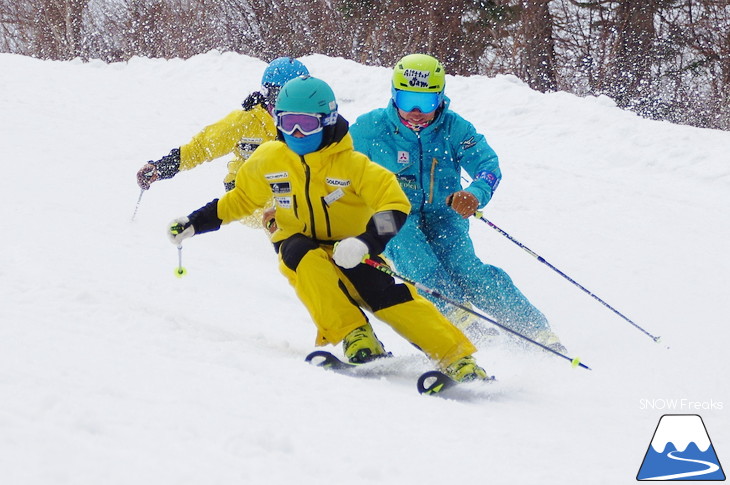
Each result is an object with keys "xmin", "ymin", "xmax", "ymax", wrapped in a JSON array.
[
  {"xmin": 444, "ymin": 355, "xmax": 490, "ymax": 382},
  {"xmin": 342, "ymin": 323, "xmax": 390, "ymax": 364}
]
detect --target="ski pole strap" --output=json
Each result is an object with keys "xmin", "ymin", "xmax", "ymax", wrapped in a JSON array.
[{"xmin": 363, "ymin": 258, "xmax": 591, "ymax": 370}]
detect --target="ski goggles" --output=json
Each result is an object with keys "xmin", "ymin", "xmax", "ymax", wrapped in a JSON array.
[
  {"xmin": 392, "ymin": 89, "xmax": 442, "ymax": 114},
  {"xmin": 276, "ymin": 111, "xmax": 339, "ymax": 136},
  {"xmin": 276, "ymin": 112, "xmax": 324, "ymax": 136}
]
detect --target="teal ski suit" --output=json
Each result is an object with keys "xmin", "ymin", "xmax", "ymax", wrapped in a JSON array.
[{"xmin": 350, "ymin": 97, "xmax": 550, "ymax": 336}]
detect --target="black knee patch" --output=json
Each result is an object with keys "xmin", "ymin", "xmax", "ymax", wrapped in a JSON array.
[
  {"xmin": 343, "ymin": 256, "xmax": 414, "ymax": 311},
  {"xmin": 279, "ymin": 234, "xmax": 319, "ymax": 271}
]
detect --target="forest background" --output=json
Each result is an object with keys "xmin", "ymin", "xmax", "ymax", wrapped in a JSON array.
[{"xmin": 1, "ymin": 0, "xmax": 728, "ymax": 131}]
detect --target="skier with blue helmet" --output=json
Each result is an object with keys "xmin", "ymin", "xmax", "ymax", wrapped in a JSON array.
[
  {"xmin": 136, "ymin": 57, "xmax": 309, "ymax": 194},
  {"xmin": 350, "ymin": 54, "xmax": 565, "ymax": 351},
  {"xmin": 165, "ymin": 75, "xmax": 491, "ymax": 383}
]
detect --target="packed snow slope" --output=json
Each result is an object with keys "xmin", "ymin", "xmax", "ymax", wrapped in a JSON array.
[{"xmin": 1, "ymin": 51, "xmax": 728, "ymax": 485}]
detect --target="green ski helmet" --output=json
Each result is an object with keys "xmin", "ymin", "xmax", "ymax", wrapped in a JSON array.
[
  {"xmin": 392, "ymin": 54, "xmax": 446, "ymax": 93},
  {"xmin": 275, "ymin": 75, "xmax": 338, "ymax": 116},
  {"xmin": 391, "ymin": 54, "xmax": 445, "ymax": 114}
]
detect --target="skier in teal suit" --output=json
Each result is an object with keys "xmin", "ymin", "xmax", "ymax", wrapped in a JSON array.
[{"xmin": 349, "ymin": 54, "xmax": 565, "ymax": 351}]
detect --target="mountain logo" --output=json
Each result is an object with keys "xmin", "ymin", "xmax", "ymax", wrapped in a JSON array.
[{"xmin": 637, "ymin": 414, "xmax": 725, "ymax": 481}]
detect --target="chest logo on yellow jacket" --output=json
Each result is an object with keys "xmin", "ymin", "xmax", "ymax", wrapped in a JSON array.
[
  {"xmin": 325, "ymin": 177, "xmax": 350, "ymax": 187},
  {"xmin": 270, "ymin": 182, "xmax": 291, "ymax": 194},
  {"xmin": 265, "ymin": 171, "xmax": 289, "ymax": 180}
]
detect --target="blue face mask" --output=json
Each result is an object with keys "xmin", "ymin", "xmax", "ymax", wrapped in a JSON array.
[{"xmin": 283, "ymin": 131, "xmax": 323, "ymax": 156}]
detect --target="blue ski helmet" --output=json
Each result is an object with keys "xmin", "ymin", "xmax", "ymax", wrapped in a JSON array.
[{"xmin": 261, "ymin": 57, "xmax": 309, "ymax": 88}]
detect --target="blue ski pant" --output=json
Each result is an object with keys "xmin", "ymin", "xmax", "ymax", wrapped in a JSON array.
[{"xmin": 384, "ymin": 209, "xmax": 549, "ymax": 337}]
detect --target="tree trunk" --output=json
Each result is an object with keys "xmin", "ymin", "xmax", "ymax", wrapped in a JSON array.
[
  {"xmin": 605, "ymin": 0, "xmax": 659, "ymax": 108},
  {"xmin": 519, "ymin": 0, "xmax": 557, "ymax": 92}
]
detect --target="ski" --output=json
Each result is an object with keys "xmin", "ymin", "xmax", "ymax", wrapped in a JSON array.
[
  {"xmin": 417, "ymin": 370, "xmax": 459, "ymax": 395},
  {"xmin": 306, "ymin": 351, "xmax": 492, "ymax": 397},
  {"xmin": 417, "ymin": 370, "xmax": 497, "ymax": 396},
  {"xmin": 304, "ymin": 350, "xmax": 358, "ymax": 372}
]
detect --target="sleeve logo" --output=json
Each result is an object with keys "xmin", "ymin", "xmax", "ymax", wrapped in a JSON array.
[{"xmin": 475, "ymin": 170, "xmax": 501, "ymax": 191}]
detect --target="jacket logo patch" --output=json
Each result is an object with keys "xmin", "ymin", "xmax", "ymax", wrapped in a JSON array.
[
  {"xmin": 475, "ymin": 171, "xmax": 501, "ymax": 191},
  {"xmin": 240, "ymin": 137, "xmax": 263, "ymax": 144},
  {"xmin": 396, "ymin": 174, "xmax": 418, "ymax": 190},
  {"xmin": 461, "ymin": 137, "xmax": 477, "ymax": 150},
  {"xmin": 397, "ymin": 151, "xmax": 410, "ymax": 164},
  {"xmin": 323, "ymin": 188, "xmax": 345, "ymax": 206},
  {"xmin": 238, "ymin": 137, "xmax": 263, "ymax": 152},
  {"xmin": 275, "ymin": 197, "xmax": 292, "ymax": 209},
  {"xmin": 270, "ymin": 182, "xmax": 291, "ymax": 194},
  {"xmin": 265, "ymin": 172, "xmax": 289, "ymax": 180},
  {"xmin": 325, "ymin": 177, "xmax": 350, "ymax": 187},
  {"xmin": 238, "ymin": 142, "xmax": 260, "ymax": 152}
]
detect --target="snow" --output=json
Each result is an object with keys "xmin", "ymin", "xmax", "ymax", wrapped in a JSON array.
[{"xmin": 1, "ymin": 50, "xmax": 729, "ymax": 484}]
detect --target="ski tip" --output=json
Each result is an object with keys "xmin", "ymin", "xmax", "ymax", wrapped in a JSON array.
[
  {"xmin": 305, "ymin": 350, "xmax": 358, "ymax": 371},
  {"xmin": 305, "ymin": 350, "xmax": 335, "ymax": 367},
  {"xmin": 417, "ymin": 370, "xmax": 456, "ymax": 395}
]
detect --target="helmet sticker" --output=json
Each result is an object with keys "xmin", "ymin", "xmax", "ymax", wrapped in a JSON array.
[{"xmin": 403, "ymin": 69, "xmax": 431, "ymax": 88}]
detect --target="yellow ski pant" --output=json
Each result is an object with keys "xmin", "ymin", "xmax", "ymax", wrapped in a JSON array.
[{"xmin": 278, "ymin": 243, "xmax": 476, "ymax": 369}]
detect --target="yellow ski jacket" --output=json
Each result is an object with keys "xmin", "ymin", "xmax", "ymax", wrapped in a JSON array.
[
  {"xmin": 179, "ymin": 105, "xmax": 276, "ymax": 186},
  {"xmin": 217, "ymin": 131, "xmax": 411, "ymax": 245}
]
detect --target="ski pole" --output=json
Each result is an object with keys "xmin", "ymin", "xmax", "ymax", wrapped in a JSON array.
[
  {"xmin": 175, "ymin": 244, "xmax": 187, "ymax": 278},
  {"xmin": 363, "ymin": 258, "xmax": 591, "ymax": 370},
  {"xmin": 131, "ymin": 188, "xmax": 145, "ymax": 221},
  {"xmin": 474, "ymin": 213, "xmax": 661, "ymax": 343}
]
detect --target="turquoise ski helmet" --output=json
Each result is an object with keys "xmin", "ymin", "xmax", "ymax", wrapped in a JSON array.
[
  {"xmin": 275, "ymin": 75, "xmax": 339, "ymax": 155},
  {"xmin": 275, "ymin": 75, "xmax": 338, "ymax": 116}
]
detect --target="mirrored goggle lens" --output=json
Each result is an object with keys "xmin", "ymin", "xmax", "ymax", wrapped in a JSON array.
[
  {"xmin": 393, "ymin": 90, "xmax": 441, "ymax": 114},
  {"xmin": 277, "ymin": 112, "xmax": 323, "ymax": 135}
]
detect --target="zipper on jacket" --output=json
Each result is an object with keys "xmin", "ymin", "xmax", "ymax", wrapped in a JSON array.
[
  {"xmin": 416, "ymin": 132, "xmax": 426, "ymax": 208},
  {"xmin": 302, "ymin": 158, "xmax": 317, "ymax": 240},
  {"xmin": 293, "ymin": 194, "xmax": 299, "ymax": 218},
  {"xmin": 428, "ymin": 157, "xmax": 438, "ymax": 204},
  {"xmin": 320, "ymin": 198, "xmax": 332, "ymax": 238}
]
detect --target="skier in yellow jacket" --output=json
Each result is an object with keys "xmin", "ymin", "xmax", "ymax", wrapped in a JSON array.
[
  {"xmin": 166, "ymin": 75, "xmax": 490, "ymax": 382},
  {"xmin": 136, "ymin": 57, "xmax": 309, "ymax": 192}
]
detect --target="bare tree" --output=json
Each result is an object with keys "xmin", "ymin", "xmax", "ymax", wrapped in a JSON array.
[
  {"xmin": 601, "ymin": 0, "xmax": 661, "ymax": 111},
  {"xmin": 518, "ymin": 0, "xmax": 557, "ymax": 92},
  {"xmin": 1, "ymin": 0, "xmax": 729, "ymax": 129}
]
